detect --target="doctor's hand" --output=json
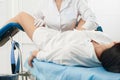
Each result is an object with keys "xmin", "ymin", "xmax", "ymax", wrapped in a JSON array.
[
  {"xmin": 34, "ymin": 18, "xmax": 45, "ymax": 27},
  {"xmin": 28, "ymin": 50, "xmax": 39, "ymax": 67},
  {"xmin": 76, "ymin": 19, "xmax": 86, "ymax": 31},
  {"xmin": 76, "ymin": 27, "xmax": 86, "ymax": 31}
]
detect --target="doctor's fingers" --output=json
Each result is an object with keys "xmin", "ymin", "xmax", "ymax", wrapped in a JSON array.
[
  {"xmin": 36, "ymin": 21, "xmax": 45, "ymax": 27},
  {"xmin": 34, "ymin": 21, "xmax": 42, "ymax": 27},
  {"xmin": 34, "ymin": 19, "xmax": 45, "ymax": 27}
]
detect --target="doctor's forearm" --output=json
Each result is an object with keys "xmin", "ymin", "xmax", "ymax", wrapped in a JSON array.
[{"xmin": 76, "ymin": 19, "xmax": 98, "ymax": 31}]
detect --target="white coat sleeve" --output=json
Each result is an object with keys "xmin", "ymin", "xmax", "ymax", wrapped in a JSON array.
[
  {"xmin": 32, "ymin": 0, "xmax": 44, "ymax": 19},
  {"xmin": 78, "ymin": 0, "xmax": 98, "ymax": 30},
  {"xmin": 32, "ymin": 1, "xmax": 45, "ymax": 27}
]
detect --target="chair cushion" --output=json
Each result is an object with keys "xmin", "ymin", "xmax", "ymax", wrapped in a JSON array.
[{"xmin": 24, "ymin": 59, "xmax": 120, "ymax": 80}]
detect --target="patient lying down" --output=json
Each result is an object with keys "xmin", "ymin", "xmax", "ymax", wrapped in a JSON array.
[
  {"xmin": 0, "ymin": 12, "xmax": 120, "ymax": 73},
  {"xmin": 29, "ymin": 27, "xmax": 120, "ymax": 73}
]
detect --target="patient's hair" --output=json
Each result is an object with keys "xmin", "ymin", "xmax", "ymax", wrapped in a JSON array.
[{"xmin": 100, "ymin": 43, "xmax": 120, "ymax": 73}]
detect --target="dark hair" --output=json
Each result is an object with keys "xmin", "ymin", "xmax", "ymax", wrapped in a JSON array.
[{"xmin": 100, "ymin": 43, "xmax": 120, "ymax": 73}]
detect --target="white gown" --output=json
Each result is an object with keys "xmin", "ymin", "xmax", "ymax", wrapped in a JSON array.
[{"xmin": 32, "ymin": 27, "xmax": 113, "ymax": 67}]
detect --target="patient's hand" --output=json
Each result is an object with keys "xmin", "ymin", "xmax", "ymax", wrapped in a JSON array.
[{"xmin": 28, "ymin": 50, "xmax": 39, "ymax": 67}]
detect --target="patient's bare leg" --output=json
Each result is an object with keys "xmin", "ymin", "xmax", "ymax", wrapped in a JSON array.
[{"xmin": 6, "ymin": 12, "xmax": 36, "ymax": 40}]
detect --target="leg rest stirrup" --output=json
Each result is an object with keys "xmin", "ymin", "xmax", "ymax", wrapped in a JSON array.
[{"xmin": 0, "ymin": 22, "xmax": 24, "ymax": 46}]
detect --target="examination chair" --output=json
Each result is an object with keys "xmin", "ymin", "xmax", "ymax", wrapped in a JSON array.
[{"xmin": 0, "ymin": 23, "xmax": 120, "ymax": 80}]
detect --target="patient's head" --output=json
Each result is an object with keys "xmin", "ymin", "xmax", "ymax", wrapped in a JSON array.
[{"xmin": 100, "ymin": 42, "xmax": 120, "ymax": 73}]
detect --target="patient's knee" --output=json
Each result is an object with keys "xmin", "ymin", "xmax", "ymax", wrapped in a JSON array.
[{"xmin": 16, "ymin": 11, "xmax": 28, "ymax": 22}]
